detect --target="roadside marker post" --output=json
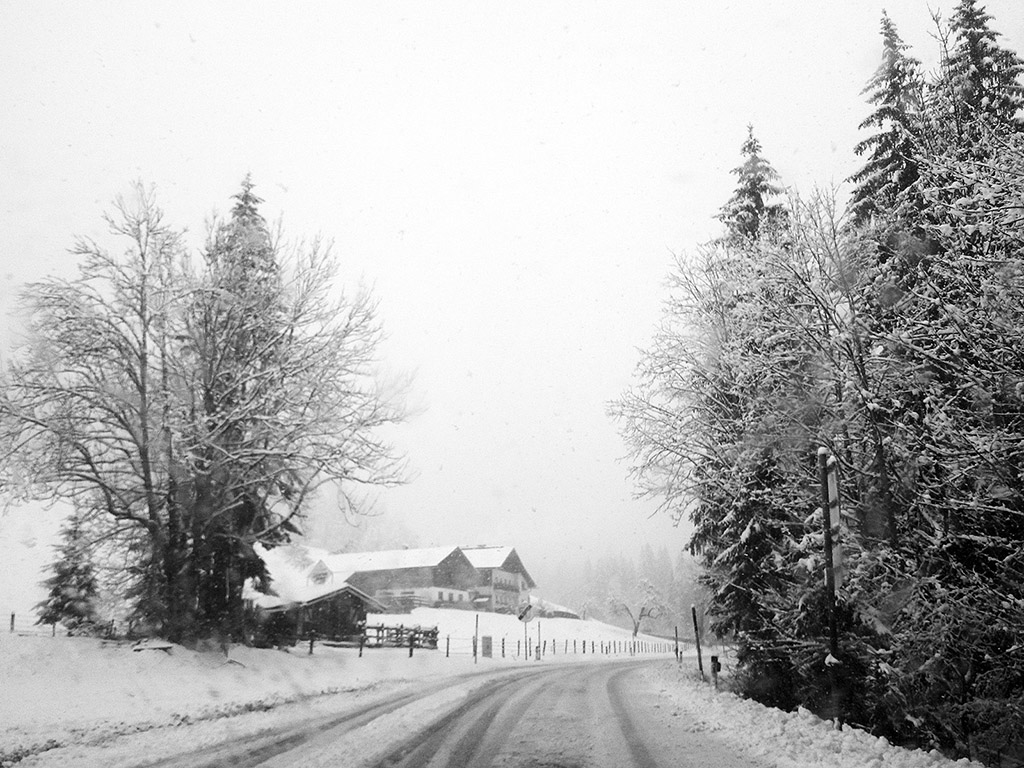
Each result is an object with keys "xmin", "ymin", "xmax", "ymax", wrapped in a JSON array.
[{"xmin": 691, "ymin": 605, "xmax": 704, "ymax": 681}]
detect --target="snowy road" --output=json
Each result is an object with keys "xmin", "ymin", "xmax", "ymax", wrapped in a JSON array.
[
  {"xmin": 102, "ymin": 661, "xmax": 761, "ymax": 768},
  {"xmin": 363, "ymin": 660, "xmax": 762, "ymax": 768}
]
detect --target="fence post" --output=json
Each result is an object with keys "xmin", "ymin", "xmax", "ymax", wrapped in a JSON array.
[
  {"xmin": 409, "ymin": 631, "xmax": 415, "ymax": 658},
  {"xmin": 308, "ymin": 630, "xmax": 316, "ymax": 655},
  {"xmin": 359, "ymin": 634, "xmax": 365, "ymax": 658},
  {"xmin": 502, "ymin": 637, "xmax": 505, "ymax": 658},
  {"xmin": 52, "ymin": 622, "xmax": 56, "ymax": 638},
  {"xmin": 446, "ymin": 635, "xmax": 450, "ymax": 658},
  {"xmin": 474, "ymin": 615, "xmax": 479, "ymax": 664},
  {"xmin": 10, "ymin": 613, "xmax": 14, "ymax": 633}
]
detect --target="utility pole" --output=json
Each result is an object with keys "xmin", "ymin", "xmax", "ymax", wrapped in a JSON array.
[{"xmin": 817, "ymin": 446, "xmax": 842, "ymax": 726}]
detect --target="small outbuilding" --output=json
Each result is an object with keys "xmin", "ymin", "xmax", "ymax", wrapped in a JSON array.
[{"xmin": 246, "ymin": 544, "xmax": 385, "ymax": 645}]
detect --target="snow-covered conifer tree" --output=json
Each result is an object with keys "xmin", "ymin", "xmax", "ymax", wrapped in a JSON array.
[
  {"xmin": 945, "ymin": 0, "xmax": 1024, "ymax": 131},
  {"xmin": 848, "ymin": 12, "xmax": 923, "ymax": 223},
  {"xmin": 36, "ymin": 514, "xmax": 100, "ymax": 634},
  {"xmin": 717, "ymin": 125, "xmax": 786, "ymax": 240}
]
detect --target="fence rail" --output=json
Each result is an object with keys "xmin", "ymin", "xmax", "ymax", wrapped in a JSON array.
[
  {"xmin": 5, "ymin": 611, "xmax": 128, "ymax": 639},
  {"xmin": 7, "ymin": 611, "xmax": 68, "ymax": 637}
]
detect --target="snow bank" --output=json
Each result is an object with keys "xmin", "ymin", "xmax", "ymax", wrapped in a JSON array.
[{"xmin": 646, "ymin": 663, "xmax": 985, "ymax": 768}]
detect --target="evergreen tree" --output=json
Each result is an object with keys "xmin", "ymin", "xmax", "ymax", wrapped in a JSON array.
[
  {"xmin": 36, "ymin": 514, "xmax": 100, "ymax": 634},
  {"xmin": 717, "ymin": 125, "xmax": 786, "ymax": 240},
  {"xmin": 848, "ymin": 12, "xmax": 924, "ymax": 222},
  {"xmin": 187, "ymin": 176, "xmax": 292, "ymax": 639},
  {"xmin": 945, "ymin": 0, "xmax": 1024, "ymax": 131}
]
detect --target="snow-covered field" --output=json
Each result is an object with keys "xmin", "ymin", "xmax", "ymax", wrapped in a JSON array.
[
  {"xmin": 0, "ymin": 607, "xmax": 984, "ymax": 768},
  {"xmin": 369, "ymin": 605, "xmax": 674, "ymax": 655}
]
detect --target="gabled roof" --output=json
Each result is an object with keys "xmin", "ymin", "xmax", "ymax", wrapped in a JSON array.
[
  {"xmin": 247, "ymin": 544, "xmax": 382, "ymax": 611},
  {"xmin": 461, "ymin": 545, "xmax": 536, "ymax": 588},
  {"xmin": 319, "ymin": 546, "xmax": 466, "ymax": 574}
]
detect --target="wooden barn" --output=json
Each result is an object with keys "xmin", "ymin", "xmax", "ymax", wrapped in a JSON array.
[{"xmin": 246, "ymin": 545, "xmax": 386, "ymax": 644}]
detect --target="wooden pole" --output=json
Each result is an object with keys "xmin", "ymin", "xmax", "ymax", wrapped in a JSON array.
[
  {"xmin": 691, "ymin": 604, "xmax": 704, "ymax": 680},
  {"xmin": 474, "ymin": 614, "xmax": 479, "ymax": 664},
  {"xmin": 818, "ymin": 447, "xmax": 842, "ymax": 726}
]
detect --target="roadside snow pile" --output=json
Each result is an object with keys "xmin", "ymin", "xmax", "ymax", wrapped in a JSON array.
[{"xmin": 649, "ymin": 664, "xmax": 985, "ymax": 768}]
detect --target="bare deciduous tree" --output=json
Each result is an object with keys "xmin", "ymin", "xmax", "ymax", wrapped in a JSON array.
[{"xmin": 0, "ymin": 181, "xmax": 405, "ymax": 641}]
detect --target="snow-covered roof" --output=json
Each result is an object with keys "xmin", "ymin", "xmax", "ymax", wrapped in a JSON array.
[
  {"xmin": 460, "ymin": 545, "xmax": 536, "ymax": 588},
  {"xmin": 460, "ymin": 545, "xmax": 515, "ymax": 569},
  {"xmin": 319, "ymin": 546, "xmax": 465, "ymax": 574},
  {"xmin": 246, "ymin": 544, "xmax": 378, "ymax": 610},
  {"xmin": 530, "ymin": 595, "xmax": 580, "ymax": 619}
]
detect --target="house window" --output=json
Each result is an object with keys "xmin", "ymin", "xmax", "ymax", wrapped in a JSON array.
[
  {"xmin": 448, "ymin": 592, "xmax": 454, "ymax": 602},
  {"xmin": 438, "ymin": 591, "xmax": 444, "ymax": 601}
]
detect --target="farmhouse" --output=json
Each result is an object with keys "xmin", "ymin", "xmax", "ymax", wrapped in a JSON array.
[
  {"xmin": 248, "ymin": 543, "xmax": 540, "ymax": 639},
  {"xmin": 460, "ymin": 545, "xmax": 536, "ymax": 613},
  {"xmin": 317, "ymin": 546, "xmax": 479, "ymax": 611}
]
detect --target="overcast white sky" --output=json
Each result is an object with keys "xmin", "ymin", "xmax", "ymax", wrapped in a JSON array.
[{"xmin": 2, "ymin": 1, "xmax": 1022, "ymax": 603}]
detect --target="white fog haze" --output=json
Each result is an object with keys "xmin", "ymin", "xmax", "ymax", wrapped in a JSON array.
[{"xmin": 2, "ymin": 1, "xmax": 1022, "ymax": 611}]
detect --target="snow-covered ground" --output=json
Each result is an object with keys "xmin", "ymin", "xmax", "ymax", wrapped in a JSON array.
[
  {"xmin": 0, "ymin": 608, "xmax": 670, "ymax": 766},
  {"xmin": 644, "ymin": 664, "xmax": 984, "ymax": 768},
  {"xmin": 1, "ymin": 607, "xmax": 984, "ymax": 768}
]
